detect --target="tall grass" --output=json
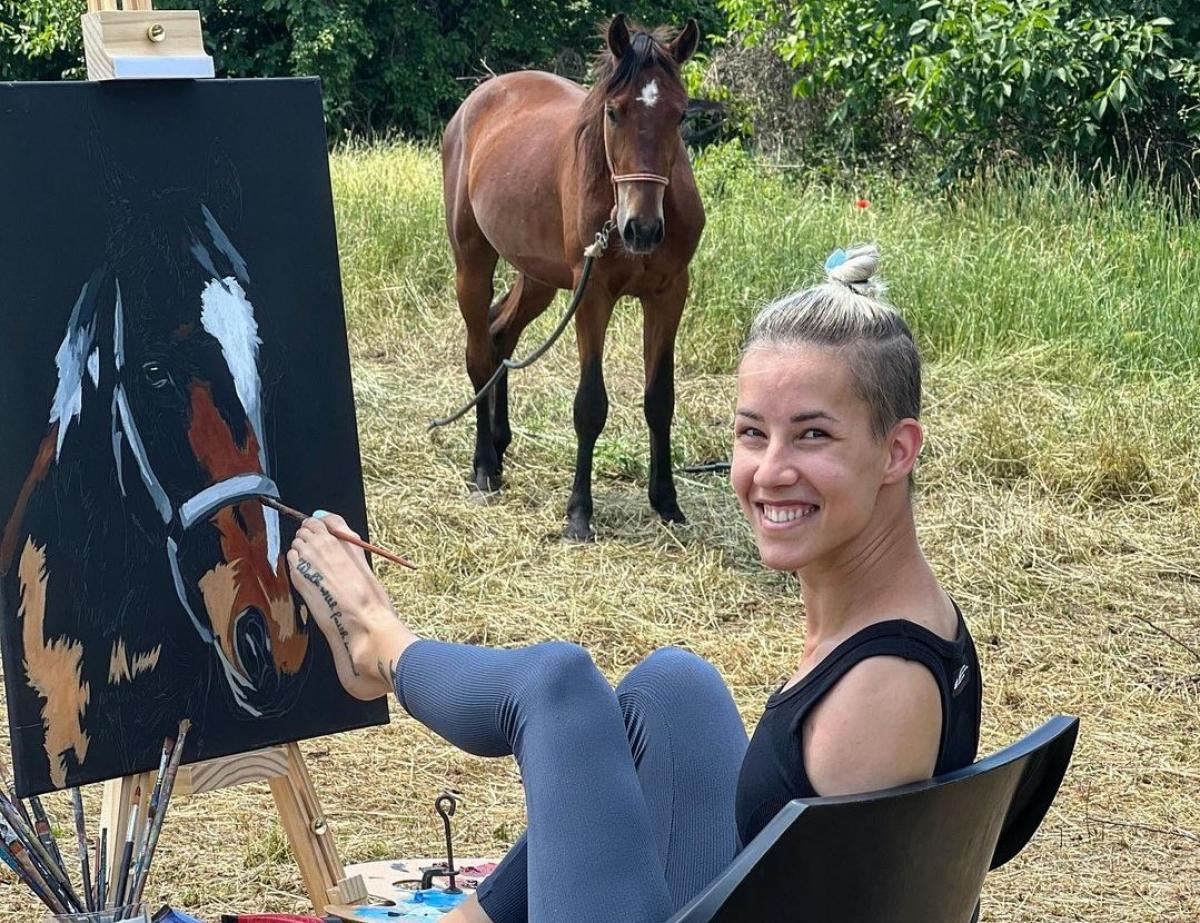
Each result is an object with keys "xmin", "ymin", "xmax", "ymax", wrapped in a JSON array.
[{"xmin": 331, "ymin": 139, "xmax": 1200, "ymax": 377}]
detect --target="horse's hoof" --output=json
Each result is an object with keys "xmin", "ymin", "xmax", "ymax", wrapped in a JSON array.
[
  {"xmin": 655, "ymin": 502, "xmax": 687, "ymax": 525},
  {"xmin": 563, "ymin": 519, "xmax": 595, "ymax": 543},
  {"xmin": 472, "ymin": 468, "xmax": 503, "ymax": 494}
]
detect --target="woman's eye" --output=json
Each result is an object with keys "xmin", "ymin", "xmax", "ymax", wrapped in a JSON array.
[
  {"xmin": 799, "ymin": 428, "xmax": 828, "ymax": 440},
  {"xmin": 737, "ymin": 426, "xmax": 766, "ymax": 440},
  {"xmin": 142, "ymin": 361, "xmax": 173, "ymax": 389}
]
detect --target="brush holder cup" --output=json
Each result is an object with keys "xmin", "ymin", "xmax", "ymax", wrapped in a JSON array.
[{"xmin": 46, "ymin": 905, "xmax": 150, "ymax": 922}]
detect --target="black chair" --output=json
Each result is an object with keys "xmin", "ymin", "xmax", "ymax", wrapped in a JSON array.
[{"xmin": 668, "ymin": 715, "xmax": 1079, "ymax": 923}]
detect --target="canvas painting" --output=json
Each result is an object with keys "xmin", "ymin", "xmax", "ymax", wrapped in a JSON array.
[{"xmin": 0, "ymin": 79, "xmax": 388, "ymax": 796}]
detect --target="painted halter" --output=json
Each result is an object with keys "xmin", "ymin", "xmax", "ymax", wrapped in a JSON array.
[{"xmin": 110, "ymin": 279, "xmax": 279, "ymax": 716}]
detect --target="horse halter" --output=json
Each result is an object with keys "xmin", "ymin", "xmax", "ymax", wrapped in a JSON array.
[
  {"xmin": 602, "ymin": 119, "xmax": 670, "ymax": 220},
  {"xmin": 110, "ymin": 279, "xmax": 279, "ymax": 716}
]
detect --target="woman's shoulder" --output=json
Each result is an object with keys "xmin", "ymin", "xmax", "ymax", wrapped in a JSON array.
[{"xmin": 803, "ymin": 654, "xmax": 943, "ymax": 795}]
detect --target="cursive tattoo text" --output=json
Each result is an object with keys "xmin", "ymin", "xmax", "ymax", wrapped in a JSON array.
[{"xmin": 296, "ymin": 558, "xmax": 360, "ymax": 676}]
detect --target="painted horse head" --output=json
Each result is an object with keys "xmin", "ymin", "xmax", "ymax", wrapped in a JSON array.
[
  {"xmin": 2, "ymin": 149, "xmax": 309, "ymax": 741},
  {"xmin": 579, "ymin": 13, "xmax": 699, "ymax": 253}
]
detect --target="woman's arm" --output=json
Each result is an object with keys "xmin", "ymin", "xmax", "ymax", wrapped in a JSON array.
[{"xmin": 801, "ymin": 656, "xmax": 942, "ymax": 797}]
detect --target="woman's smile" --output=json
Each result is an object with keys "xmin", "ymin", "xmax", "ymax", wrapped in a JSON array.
[{"xmin": 756, "ymin": 501, "xmax": 821, "ymax": 530}]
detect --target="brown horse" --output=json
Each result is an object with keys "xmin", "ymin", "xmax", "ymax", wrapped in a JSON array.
[{"xmin": 442, "ymin": 14, "xmax": 704, "ymax": 540}]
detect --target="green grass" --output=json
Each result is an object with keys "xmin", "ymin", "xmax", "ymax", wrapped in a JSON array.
[
  {"xmin": 3, "ymin": 142, "xmax": 1195, "ymax": 923},
  {"xmin": 331, "ymin": 139, "xmax": 1200, "ymax": 376}
]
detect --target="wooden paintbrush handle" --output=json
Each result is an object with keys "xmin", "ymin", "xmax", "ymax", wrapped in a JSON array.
[
  {"xmin": 261, "ymin": 496, "xmax": 417, "ymax": 569},
  {"xmin": 328, "ymin": 527, "xmax": 418, "ymax": 570}
]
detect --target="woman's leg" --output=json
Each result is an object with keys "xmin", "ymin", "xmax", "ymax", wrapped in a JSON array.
[
  {"xmin": 395, "ymin": 639, "xmax": 672, "ymax": 923},
  {"xmin": 619, "ymin": 647, "xmax": 748, "ymax": 907},
  {"xmin": 474, "ymin": 647, "xmax": 749, "ymax": 921}
]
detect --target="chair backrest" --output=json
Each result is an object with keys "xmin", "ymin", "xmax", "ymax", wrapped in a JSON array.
[{"xmin": 668, "ymin": 715, "xmax": 1079, "ymax": 923}]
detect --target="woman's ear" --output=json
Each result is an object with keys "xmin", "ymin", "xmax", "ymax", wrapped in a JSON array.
[{"xmin": 882, "ymin": 419, "xmax": 923, "ymax": 485}]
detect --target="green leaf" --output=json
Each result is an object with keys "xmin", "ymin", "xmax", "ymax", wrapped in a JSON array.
[{"xmin": 909, "ymin": 19, "xmax": 930, "ymax": 36}]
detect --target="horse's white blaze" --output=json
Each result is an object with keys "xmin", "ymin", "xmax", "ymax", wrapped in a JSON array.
[
  {"xmin": 199, "ymin": 276, "xmax": 280, "ymax": 566},
  {"xmin": 200, "ymin": 277, "xmax": 262, "ymax": 443},
  {"xmin": 50, "ymin": 283, "xmax": 96, "ymax": 459},
  {"xmin": 637, "ymin": 79, "xmax": 660, "ymax": 108}
]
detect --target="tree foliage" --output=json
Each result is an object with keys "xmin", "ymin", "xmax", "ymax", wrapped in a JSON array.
[
  {"xmin": 720, "ymin": 0, "xmax": 1200, "ymax": 178},
  {"xmin": 0, "ymin": 1, "xmax": 721, "ymax": 136}
]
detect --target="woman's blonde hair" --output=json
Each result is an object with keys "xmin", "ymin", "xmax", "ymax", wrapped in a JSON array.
[{"xmin": 743, "ymin": 244, "xmax": 920, "ymax": 440}]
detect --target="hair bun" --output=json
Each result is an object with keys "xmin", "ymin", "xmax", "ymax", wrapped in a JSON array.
[{"xmin": 824, "ymin": 244, "xmax": 882, "ymax": 291}]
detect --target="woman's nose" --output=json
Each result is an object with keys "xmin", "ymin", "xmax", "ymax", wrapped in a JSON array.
[{"xmin": 754, "ymin": 440, "xmax": 799, "ymax": 488}]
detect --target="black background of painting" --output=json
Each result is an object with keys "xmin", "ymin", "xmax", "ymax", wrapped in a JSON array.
[{"xmin": 0, "ymin": 79, "xmax": 387, "ymax": 795}]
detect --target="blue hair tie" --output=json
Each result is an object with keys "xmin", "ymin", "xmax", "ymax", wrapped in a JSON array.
[{"xmin": 824, "ymin": 248, "xmax": 848, "ymax": 272}]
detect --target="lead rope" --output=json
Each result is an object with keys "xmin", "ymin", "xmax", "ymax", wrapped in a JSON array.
[
  {"xmin": 428, "ymin": 121, "xmax": 670, "ymax": 431},
  {"xmin": 428, "ymin": 218, "xmax": 617, "ymax": 429}
]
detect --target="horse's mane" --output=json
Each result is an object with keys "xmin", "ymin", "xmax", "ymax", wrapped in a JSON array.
[{"xmin": 575, "ymin": 23, "xmax": 681, "ymax": 183}]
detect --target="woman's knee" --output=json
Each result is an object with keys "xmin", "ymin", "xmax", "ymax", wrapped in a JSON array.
[
  {"xmin": 520, "ymin": 641, "xmax": 609, "ymax": 705},
  {"xmin": 617, "ymin": 646, "xmax": 725, "ymax": 707}
]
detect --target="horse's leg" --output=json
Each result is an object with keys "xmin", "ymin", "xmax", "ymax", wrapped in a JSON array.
[
  {"xmin": 565, "ymin": 290, "xmax": 617, "ymax": 542},
  {"xmin": 455, "ymin": 243, "xmax": 502, "ymax": 493},
  {"xmin": 640, "ymin": 275, "xmax": 688, "ymax": 524},
  {"xmin": 489, "ymin": 273, "xmax": 558, "ymax": 468}
]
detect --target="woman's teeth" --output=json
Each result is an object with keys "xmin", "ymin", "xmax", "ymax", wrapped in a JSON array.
[{"xmin": 761, "ymin": 504, "xmax": 817, "ymax": 523}]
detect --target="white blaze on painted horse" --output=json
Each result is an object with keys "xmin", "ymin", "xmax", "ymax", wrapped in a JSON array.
[{"xmin": 637, "ymin": 79, "xmax": 660, "ymax": 108}]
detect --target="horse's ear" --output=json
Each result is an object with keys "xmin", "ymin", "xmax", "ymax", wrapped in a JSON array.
[
  {"xmin": 205, "ymin": 143, "xmax": 243, "ymax": 231},
  {"xmin": 89, "ymin": 125, "xmax": 134, "ymax": 249},
  {"xmin": 607, "ymin": 13, "xmax": 631, "ymax": 60},
  {"xmin": 669, "ymin": 19, "xmax": 700, "ymax": 65}
]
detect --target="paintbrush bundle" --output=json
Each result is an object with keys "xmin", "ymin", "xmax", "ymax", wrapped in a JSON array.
[{"xmin": 0, "ymin": 719, "xmax": 190, "ymax": 918}]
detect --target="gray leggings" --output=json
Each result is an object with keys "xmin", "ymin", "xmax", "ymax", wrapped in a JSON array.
[{"xmin": 395, "ymin": 641, "xmax": 749, "ymax": 923}]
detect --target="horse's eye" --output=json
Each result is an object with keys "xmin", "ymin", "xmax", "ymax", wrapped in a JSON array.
[
  {"xmin": 142, "ymin": 361, "xmax": 173, "ymax": 389},
  {"xmin": 606, "ymin": 105, "xmax": 618, "ymax": 124}
]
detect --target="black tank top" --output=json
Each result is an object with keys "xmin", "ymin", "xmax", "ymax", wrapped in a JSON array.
[{"xmin": 734, "ymin": 602, "xmax": 982, "ymax": 846}]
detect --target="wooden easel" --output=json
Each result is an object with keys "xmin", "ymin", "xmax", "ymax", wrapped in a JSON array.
[
  {"xmin": 84, "ymin": 2, "xmax": 365, "ymax": 912},
  {"xmin": 82, "ymin": 0, "xmax": 214, "ymax": 81},
  {"xmin": 100, "ymin": 743, "xmax": 365, "ymax": 911}
]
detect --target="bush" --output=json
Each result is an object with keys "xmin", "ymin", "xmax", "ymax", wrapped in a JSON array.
[
  {"xmin": 718, "ymin": 0, "xmax": 1200, "ymax": 182},
  {"xmin": 0, "ymin": 1, "xmax": 724, "ymax": 138}
]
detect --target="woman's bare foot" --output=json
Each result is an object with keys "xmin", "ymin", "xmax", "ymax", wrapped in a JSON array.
[
  {"xmin": 439, "ymin": 893, "xmax": 493, "ymax": 923},
  {"xmin": 287, "ymin": 512, "xmax": 418, "ymax": 700}
]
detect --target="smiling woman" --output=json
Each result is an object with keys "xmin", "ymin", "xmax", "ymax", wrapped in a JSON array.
[
  {"xmin": 286, "ymin": 244, "xmax": 982, "ymax": 923},
  {"xmin": 729, "ymin": 244, "xmax": 981, "ymax": 836}
]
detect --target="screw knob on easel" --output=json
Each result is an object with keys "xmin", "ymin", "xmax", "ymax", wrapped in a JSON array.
[{"xmin": 81, "ymin": 0, "xmax": 215, "ymax": 80}]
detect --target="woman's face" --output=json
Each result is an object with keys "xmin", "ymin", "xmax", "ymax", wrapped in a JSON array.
[{"xmin": 731, "ymin": 343, "xmax": 912, "ymax": 574}]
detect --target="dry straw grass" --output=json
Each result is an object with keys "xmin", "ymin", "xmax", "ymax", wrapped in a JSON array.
[{"xmin": 1, "ymin": 148, "xmax": 1197, "ymax": 920}]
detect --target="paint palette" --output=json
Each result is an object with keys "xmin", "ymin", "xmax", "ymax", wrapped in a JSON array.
[
  {"xmin": 342, "ymin": 857, "xmax": 500, "ymax": 903},
  {"xmin": 328, "ymin": 857, "xmax": 501, "ymax": 921},
  {"xmin": 327, "ymin": 891, "xmax": 467, "ymax": 922}
]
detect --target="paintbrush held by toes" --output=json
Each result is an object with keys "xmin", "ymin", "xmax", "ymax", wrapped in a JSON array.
[{"xmin": 260, "ymin": 497, "xmax": 417, "ymax": 570}]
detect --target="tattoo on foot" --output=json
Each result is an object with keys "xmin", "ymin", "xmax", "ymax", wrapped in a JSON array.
[
  {"xmin": 296, "ymin": 558, "xmax": 360, "ymax": 676},
  {"xmin": 376, "ymin": 657, "xmax": 397, "ymax": 693}
]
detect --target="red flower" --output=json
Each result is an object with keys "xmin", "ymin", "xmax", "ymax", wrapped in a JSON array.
[{"xmin": 854, "ymin": 198, "xmax": 870, "ymax": 209}]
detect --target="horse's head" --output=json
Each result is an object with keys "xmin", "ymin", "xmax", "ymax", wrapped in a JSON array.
[
  {"xmin": 589, "ymin": 14, "xmax": 699, "ymax": 254},
  {"xmin": 92, "ymin": 154, "xmax": 309, "ymax": 717}
]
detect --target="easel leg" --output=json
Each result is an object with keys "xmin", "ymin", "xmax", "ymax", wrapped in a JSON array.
[
  {"xmin": 268, "ymin": 743, "xmax": 344, "ymax": 913},
  {"xmin": 100, "ymin": 773, "xmax": 153, "ymax": 883}
]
